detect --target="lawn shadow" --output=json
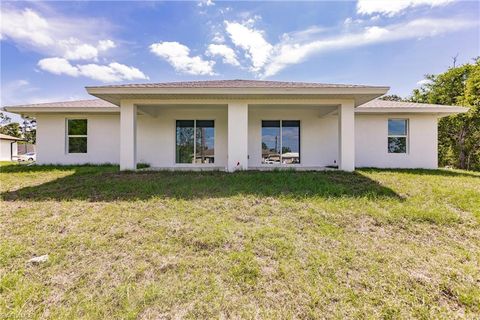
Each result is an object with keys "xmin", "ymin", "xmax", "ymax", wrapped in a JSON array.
[
  {"xmin": 1, "ymin": 164, "xmax": 403, "ymax": 202},
  {"xmin": 359, "ymin": 167, "xmax": 480, "ymax": 179}
]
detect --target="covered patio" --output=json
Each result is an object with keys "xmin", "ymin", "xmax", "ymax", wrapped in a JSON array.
[{"xmin": 87, "ymin": 80, "xmax": 388, "ymax": 172}]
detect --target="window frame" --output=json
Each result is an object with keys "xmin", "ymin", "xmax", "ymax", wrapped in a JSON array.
[
  {"xmin": 66, "ymin": 118, "xmax": 88, "ymax": 154},
  {"xmin": 387, "ymin": 118, "xmax": 409, "ymax": 154},
  {"xmin": 175, "ymin": 119, "xmax": 215, "ymax": 165},
  {"xmin": 261, "ymin": 119, "xmax": 301, "ymax": 166}
]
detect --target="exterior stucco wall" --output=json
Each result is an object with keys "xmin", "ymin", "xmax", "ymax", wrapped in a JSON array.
[
  {"xmin": 137, "ymin": 107, "xmax": 228, "ymax": 168},
  {"xmin": 36, "ymin": 114, "xmax": 120, "ymax": 165},
  {"xmin": 0, "ymin": 140, "xmax": 17, "ymax": 161},
  {"xmin": 34, "ymin": 110, "xmax": 439, "ymax": 169},
  {"xmin": 248, "ymin": 108, "xmax": 338, "ymax": 168},
  {"xmin": 355, "ymin": 114, "xmax": 438, "ymax": 169}
]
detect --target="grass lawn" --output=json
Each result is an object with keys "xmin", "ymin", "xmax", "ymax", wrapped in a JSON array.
[{"xmin": 1, "ymin": 163, "xmax": 479, "ymax": 319}]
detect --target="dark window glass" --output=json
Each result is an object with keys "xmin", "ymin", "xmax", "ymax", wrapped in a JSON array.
[
  {"xmin": 388, "ymin": 119, "xmax": 407, "ymax": 135},
  {"xmin": 68, "ymin": 119, "xmax": 87, "ymax": 135},
  {"xmin": 262, "ymin": 121, "xmax": 281, "ymax": 165},
  {"xmin": 196, "ymin": 120, "xmax": 214, "ymax": 128},
  {"xmin": 176, "ymin": 120, "xmax": 194, "ymax": 128},
  {"xmin": 68, "ymin": 137, "xmax": 87, "ymax": 153},
  {"xmin": 176, "ymin": 120, "xmax": 194, "ymax": 163},
  {"xmin": 196, "ymin": 121, "xmax": 215, "ymax": 164},
  {"xmin": 282, "ymin": 120, "xmax": 300, "ymax": 164},
  {"xmin": 388, "ymin": 137, "xmax": 407, "ymax": 153},
  {"xmin": 262, "ymin": 120, "xmax": 280, "ymax": 128}
]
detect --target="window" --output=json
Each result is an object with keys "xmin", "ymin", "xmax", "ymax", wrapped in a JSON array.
[
  {"xmin": 67, "ymin": 119, "xmax": 87, "ymax": 153},
  {"xmin": 388, "ymin": 119, "xmax": 408, "ymax": 153},
  {"xmin": 176, "ymin": 120, "xmax": 215, "ymax": 164},
  {"xmin": 262, "ymin": 120, "xmax": 300, "ymax": 164}
]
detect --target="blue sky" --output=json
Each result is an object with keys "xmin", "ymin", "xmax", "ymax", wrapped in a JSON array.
[{"xmin": 1, "ymin": 0, "xmax": 479, "ymax": 116}]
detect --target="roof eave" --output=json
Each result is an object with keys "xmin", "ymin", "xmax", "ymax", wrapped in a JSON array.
[
  {"xmin": 86, "ymin": 86, "xmax": 390, "ymax": 95},
  {"xmin": 86, "ymin": 86, "xmax": 390, "ymax": 107},
  {"xmin": 356, "ymin": 106, "xmax": 468, "ymax": 115},
  {"xmin": 3, "ymin": 107, "xmax": 119, "ymax": 115}
]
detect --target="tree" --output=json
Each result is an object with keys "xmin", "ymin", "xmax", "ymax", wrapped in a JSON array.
[
  {"xmin": 0, "ymin": 122, "xmax": 22, "ymax": 138},
  {"xmin": 21, "ymin": 117, "xmax": 37, "ymax": 144},
  {"xmin": 410, "ymin": 59, "xmax": 480, "ymax": 170},
  {"xmin": 0, "ymin": 113, "xmax": 37, "ymax": 143},
  {"xmin": 380, "ymin": 94, "xmax": 404, "ymax": 102},
  {"xmin": 24, "ymin": 129, "xmax": 36, "ymax": 144}
]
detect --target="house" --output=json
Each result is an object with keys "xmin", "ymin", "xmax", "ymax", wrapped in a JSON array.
[
  {"xmin": 0, "ymin": 133, "xmax": 22, "ymax": 161},
  {"xmin": 3, "ymin": 80, "xmax": 467, "ymax": 171}
]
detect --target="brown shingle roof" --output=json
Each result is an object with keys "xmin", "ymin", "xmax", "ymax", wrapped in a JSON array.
[
  {"xmin": 358, "ymin": 99, "xmax": 464, "ymax": 109},
  {"xmin": 4, "ymin": 99, "xmax": 116, "ymax": 109},
  {"xmin": 87, "ymin": 79, "xmax": 386, "ymax": 89}
]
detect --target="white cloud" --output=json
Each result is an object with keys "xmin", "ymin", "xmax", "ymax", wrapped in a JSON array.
[
  {"xmin": 37, "ymin": 58, "xmax": 148, "ymax": 82},
  {"xmin": 198, "ymin": 0, "xmax": 215, "ymax": 7},
  {"xmin": 224, "ymin": 21, "xmax": 273, "ymax": 71},
  {"xmin": 107, "ymin": 62, "xmax": 148, "ymax": 80},
  {"xmin": 38, "ymin": 57, "xmax": 79, "ymax": 77},
  {"xmin": 98, "ymin": 39, "xmax": 116, "ymax": 52},
  {"xmin": 261, "ymin": 17, "xmax": 477, "ymax": 77},
  {"xmin": 206, "ymin": 44, "xmax": 240, "ymax": 66},
  {"xmin": 61, "ymin": 40, "xmax": 99, "ymax": 61},
  {"xmin": 212, "ymin": 32, "xmax": 225, "ymax": 44},
  {"xmin": 0, "ymin": 6, "xmax": 116, "ymax": 61},
  {"xmin": 150, "ymin": 41, "xmax": 215, "ymax": 75},
  {"xmin": 357, "ymin": 0, "xmax": 455, "ymax": 16},
  {"xmin": 0, "ymin": 8, "xmax": 53, "ymax": 47}
]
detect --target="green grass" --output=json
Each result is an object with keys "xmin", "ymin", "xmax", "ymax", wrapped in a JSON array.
[{"xmin": 1, "ymin": 163, "xmax": 479, "ymax": 319}]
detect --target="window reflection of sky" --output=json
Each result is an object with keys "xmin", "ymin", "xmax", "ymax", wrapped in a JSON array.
[
  {"xmin": 388, "ymin": 120, "xmax": 407, "ymax": 135},
  {"xmin": 282, "ymin": 127, "xmax": 299, "ymax": 152}
]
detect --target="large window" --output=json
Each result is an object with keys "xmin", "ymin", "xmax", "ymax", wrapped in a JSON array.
[
  {"xmin": 262, "ymin": 120, "xmax": 300, "ymax": 164},
  {"xmin": 176, "ymin": 120, "xmax": 215, "ymax": 164},
  {"xmin": 67, "ymin": 119, "xmax": 87, "ymax": 153},
  {"xmin": 388, "ymin": 119, "xmax": 408, "ymax": 153}
]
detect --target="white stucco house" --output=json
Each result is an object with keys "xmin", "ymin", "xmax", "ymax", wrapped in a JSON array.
[
  {"xmin": 3, "ymin": 80, "xmax": 467, "ymax": 171},
  {"xmin": 0, "ymin": 133, "xmax": 22, "ymax": 161}
]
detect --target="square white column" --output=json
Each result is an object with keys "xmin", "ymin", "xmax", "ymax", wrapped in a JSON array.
[
  {"xmin": 227, "ymin": 102, "xmax": 248, "ymax": 172},
  {"xmin": 338, "ymin": 101, "xmax": 355, "ymax": 172},
  {"xmin": 120, "ymin": 101, "xmax": 137, "ymax": 171}
]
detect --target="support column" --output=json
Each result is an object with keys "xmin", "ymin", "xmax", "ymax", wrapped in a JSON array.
[
  {"xmin": 227, "ymin": 102, "xmax": 248, "ymax": 172},
  {"xmin": 338, "ymin": 101, "xmax": 355, "ymax": 172},
  {"xmin": 120, "ymin": 101, "xmax": 137, "ymax": 171}
]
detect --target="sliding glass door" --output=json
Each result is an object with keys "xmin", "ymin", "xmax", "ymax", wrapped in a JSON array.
[
  {"xmin": 176, "ymin": 120, "xmax": 215, "ymax": 164},
  {"xmin": 261, "ymin": 120, "xmax": 300, "ymax": 165}
]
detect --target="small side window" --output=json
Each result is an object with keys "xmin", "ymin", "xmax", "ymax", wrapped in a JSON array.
[
  {"xmin": 67, "ymin": 119, "xmax": 87, "ymax": 153},
  {"xmin": 388, "ymin": 119, "xmax": 408, "ymax": 153}
]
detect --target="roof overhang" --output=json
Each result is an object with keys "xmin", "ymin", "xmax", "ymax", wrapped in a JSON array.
[
  {"xmin": 85, "ymin": 86, "xmax": 390, "ymax": 107},
  {"xmin": 355, "ymin": 106, "xmax": 468, "ymax": 115},
  {"xmin": 0, "ymin": 136, "xmax": 23, "ymax": 141},
  {"xmin": 2, "ymin": 107, "xmax": 118, "ymax": 116}
]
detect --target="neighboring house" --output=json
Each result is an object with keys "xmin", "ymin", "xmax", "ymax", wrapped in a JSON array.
[
  {"xmin": 0, "ymin": 134, "xmax": 22, "ymax": 161},
  {"xmin": 3, "ymin": 80, "xmax": 467, "ymax": 171}
]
